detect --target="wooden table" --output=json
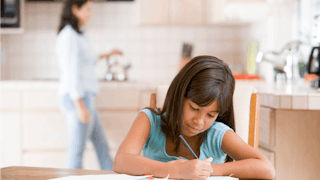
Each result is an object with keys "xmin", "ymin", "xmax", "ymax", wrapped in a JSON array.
[
  {"xmin": 1, "ymin": 166, "xmax": 271, "ymax": 180},
  {"xmin": 1, "ymin": 166, "xmax": 115, "ymax": 180}
]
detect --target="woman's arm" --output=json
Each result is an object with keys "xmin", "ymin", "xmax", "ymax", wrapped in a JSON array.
[
  {"xmin": 73, "ymin": 98, "xmax": 90, "ymax": 123},
  {"xmin": 211, "ymin": 130, "xmax": 276, "ymax": 179},
  {"xmin": 99, "ymin": 49, "xmax": 122, "ymax": 59},
  {"xmin": 113, "ymin": 112, "xmax": 176, "ymax": 177}
]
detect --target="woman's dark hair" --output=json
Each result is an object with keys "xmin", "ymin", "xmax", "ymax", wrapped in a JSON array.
[
  {"xmin": 58, "ymin": 0, "xmax": 89, "ymax": 34},
  {"xmin": 147, "ymin": 55, "xmax": 235, "ymax": 162}
]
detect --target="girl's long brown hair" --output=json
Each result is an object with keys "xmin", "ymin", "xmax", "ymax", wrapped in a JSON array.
[{"xmin": 147, "ymin": 55, "xmax": 235, "ymax": 162}]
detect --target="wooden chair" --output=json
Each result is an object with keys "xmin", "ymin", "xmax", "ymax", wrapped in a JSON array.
[{"xmin": 150, "ymin": 85, "xmax": 260, "ymax": 149}]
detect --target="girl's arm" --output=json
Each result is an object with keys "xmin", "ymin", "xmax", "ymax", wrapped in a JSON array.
[
  {"xmin": 211, "ymin": 130, "xmax": 276, "ymax": 179},
  {"xmin": 113, "ymin": 112, "xmax": 213, "ymax": 180},
  {"xmin": 113, "ymin": 112, "xmax": 176, "ymax": 178}
]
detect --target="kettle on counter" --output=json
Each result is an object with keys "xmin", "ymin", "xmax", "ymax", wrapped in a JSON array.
[
  {"xmin": 105, "ymin": 55, "xmax": 131, "ymax": 81},
  {"xmin": 307, "ymin": 45, "xmax": 320, "ymax": 88}
]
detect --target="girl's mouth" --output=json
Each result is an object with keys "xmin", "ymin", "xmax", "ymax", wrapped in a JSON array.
[{"xmin": 187, "ymin": 123, "xmax": 202, "ymax": 133}]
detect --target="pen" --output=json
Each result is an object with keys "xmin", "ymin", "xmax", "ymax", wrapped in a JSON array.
[{"xmin": 179, "ymin": 135, "xmax": 199, "ymax": 159}]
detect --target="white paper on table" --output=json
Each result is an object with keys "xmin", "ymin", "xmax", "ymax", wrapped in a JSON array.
[
  {"xmin": 207, "ymin": 176, "xmax": 238, "ymax": 180},
  {"xmin": 48, "ymin": 174, "xmax": 238, "ymax": 180},
  {"xmin": 48, "ymin": 174, "xmax": 169, "ymax": 180}
]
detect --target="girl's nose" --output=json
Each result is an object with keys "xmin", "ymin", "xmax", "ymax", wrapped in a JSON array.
[{"xmin": 192, "ymin": 114, "xmax": 205, "ymax": 128}]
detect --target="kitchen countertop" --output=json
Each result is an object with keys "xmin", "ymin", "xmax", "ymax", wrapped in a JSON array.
[
  {"xmin": 0, "ymin": 80, "xmax": 159, "ymax": 90},
  {"xmin": 236, "ymin": 80, "xmax": 320, "ymax": 110},
  {"xmin": 1, "ymin": 80, "xmax": 320, "ymax": 110}
]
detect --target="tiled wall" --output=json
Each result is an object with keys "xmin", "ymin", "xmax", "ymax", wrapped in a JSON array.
[{"xmin": 1, "ymin": 2, "xmax": 249, "ymax": 82}]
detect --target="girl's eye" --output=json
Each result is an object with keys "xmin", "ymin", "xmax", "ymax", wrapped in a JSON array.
[
  {"xmin": 190, "ymin": 105, "xmax": 199, "ymax": 111},
  {"xmin": 208, "ymin": 114, "xmax": 215, "ymax": 118}
]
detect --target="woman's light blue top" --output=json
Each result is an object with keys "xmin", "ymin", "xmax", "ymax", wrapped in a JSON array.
[
  {"xmin": 56, "ymin": 24, "xmax": 98, "ymax": 100},
  {"xmin": 140, "ymin": 109, "xmax": 233, "ymax": 163}
]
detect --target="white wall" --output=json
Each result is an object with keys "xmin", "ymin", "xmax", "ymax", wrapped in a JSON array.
[{"xmin": 1, "ymin": 2, "xmax": 248, "ymax": 82}]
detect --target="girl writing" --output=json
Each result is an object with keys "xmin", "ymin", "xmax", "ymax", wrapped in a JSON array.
[{"xmin": 113, "ymin": 56, "xmax": 275, "ymax": 180}]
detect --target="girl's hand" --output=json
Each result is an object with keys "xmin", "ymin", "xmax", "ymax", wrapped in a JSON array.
[{"xmin": 176, "ymin": 157, "xmax": 213, "ymax": 180}]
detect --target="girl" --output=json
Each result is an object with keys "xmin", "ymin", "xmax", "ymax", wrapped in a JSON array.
[
  {"xmin": 56, "ymin": 0, "xmax": 121, "ymax": 170},
  {"xmin": 113, "ymin": 56, "xmax": 275, "ymax": 180}
]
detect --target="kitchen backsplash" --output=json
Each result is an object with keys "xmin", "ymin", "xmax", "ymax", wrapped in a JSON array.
[{"xmin": 1, "ymin": 2, "xmax": 250, "ymax": 82}]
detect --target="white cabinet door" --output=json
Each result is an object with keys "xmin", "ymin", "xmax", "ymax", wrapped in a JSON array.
[
  {"xmin": 137, "ymin": 0, "xmax": 170, "ymax": 25},
  {"xmin": 207, "ymin": 0, "xmax": 270, "ymax": 24},
  {"xmin": 171, "ymin": 0, "xmax": 206, "ymax": 25},
  {"xmin": 0, "ymin": 91, "xmax": 21, "ymax": 110},
  {"xmin": 99, "ymin": 111, "xmax": 139, "ymax": 157},
  {"xmin": 1, "ymin": 113, "xmax": 21, "ymax": 167},
  {"xmin": 23, "ymin": 112, "xmax": 68, "ymax": 150}
]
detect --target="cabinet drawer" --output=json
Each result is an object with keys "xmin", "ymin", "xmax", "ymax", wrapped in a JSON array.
[
  {"xmin": 0, "ymin": 91, "xmax": 21, "ymax": 110},
  {"xmin": 96, "ymin": 90, "xmax": 140, "ymax": 110},
  {"xmin": 259, "ymin": 107, "xmax": 275, "ymax": 147},
  {"xmin": 259, "ymin": 148, "xmax": 275, "ymax": 167},
  {"xmin": 24, "ymin": 90, "xmax": 59, "ymax": 110}
]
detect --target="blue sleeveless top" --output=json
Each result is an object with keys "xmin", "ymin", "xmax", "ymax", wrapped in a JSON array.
[{"xmin": 140, "ymin": 109, "xmax": 233, "ymax": 164}]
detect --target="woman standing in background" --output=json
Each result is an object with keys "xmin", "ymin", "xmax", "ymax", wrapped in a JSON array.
[{"xmin": 56, "ymin": 0, "xmax": 121, "ymax": 170}]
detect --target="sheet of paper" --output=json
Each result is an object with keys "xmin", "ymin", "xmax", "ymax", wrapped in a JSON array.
[
  {"xmin": 207, "ymin": 176, "xmax": 238, "ymax": 180},
  {"xmin": 48, "ymin": 174, "xmax": 238, "ymax": 180},
  {"xmin": 48, "ymin": 174, "xmax": 169, "ymax": 180}
]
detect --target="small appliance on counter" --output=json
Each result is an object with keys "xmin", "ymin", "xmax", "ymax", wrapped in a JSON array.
[
  {"xmin": 179, "ymin": 43, "xmax": 193, "ymax": 69},
  {"xmin": 104, "ymin": 55, "xmax": 131, "ymax": 81},
  {"xmin": 307, "ymin": 45, "xmax": 320, "ymax": 88},
  {"xmin": 307, "ymin": 11, "xmax": 320, "ymax": 88}
]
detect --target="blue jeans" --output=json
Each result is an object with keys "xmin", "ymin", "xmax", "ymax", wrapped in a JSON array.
[{"xmin": 59, "ymin": 92, "xmax": 113, "ymax": 170}]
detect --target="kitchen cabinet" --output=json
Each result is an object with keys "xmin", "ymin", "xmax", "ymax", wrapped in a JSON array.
[
  {"xmin": 137, "ymin": 0, "xmax": 170, "ymax": 25},
  {"xmin": 242, "ymin": 82, "xmax": 320, "ymax": 180},
  {"xmin": 1, "ymin": 112, "xmax": 21, "ymax": 167},
  {"xmin": 171, "ymin": 0, "xmax": 206, "ymax": 25},
  {"xmin": 258, "ymin": 107, "xmax": 275, "ymax": 167},
  {"xmin": 207, "ymin": 0, "xmax": 270, "ymax": 24},
  {"xmin": 0, "ymin": 81, "xmax": 157, "ymax": 169},
  {"xmin": 137, "ymin": 0, "xmax": 269, "ymax": 25}
]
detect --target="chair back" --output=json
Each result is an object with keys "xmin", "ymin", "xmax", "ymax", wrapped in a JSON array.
[{"xmin": 150, "ymin": 85, "xmax": 260, "ymax": 148}]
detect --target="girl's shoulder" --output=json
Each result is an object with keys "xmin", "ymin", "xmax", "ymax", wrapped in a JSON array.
[
  {"xmin": 210, "ymin": 121, "xmax": 233, "ymax": 132},
  {"xmin": 138, "ymin": 108, "xmax": 162, "ymax": 130},
  {"xmin": 206, "ymin": 121, "xmax": 234, "ymax": 140}
]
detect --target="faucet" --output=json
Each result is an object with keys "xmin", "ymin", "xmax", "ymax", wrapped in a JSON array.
[{"xmin": 256, "ymin": 41, "xmax": 302, "ymax": 84}]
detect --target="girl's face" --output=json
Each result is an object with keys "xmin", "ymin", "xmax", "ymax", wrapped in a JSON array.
[
  {"xmin": 182, "ymin": 98, "xmax": 219, "ymax": 137},
  {"xmin": 72, "ymin": 1, "xmax": 92, "ymax": 26}
]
